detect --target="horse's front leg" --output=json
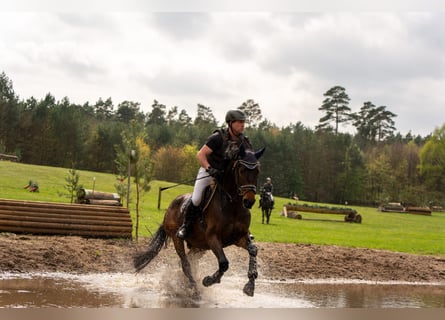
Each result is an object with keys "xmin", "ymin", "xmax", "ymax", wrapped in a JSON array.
[
  {"xmin": 244, "ymin": 240, "xmax": 258, "ymax": 296},
  {"xmin": 202, "ymin": 237, "xmax": 228, "ymax": 287},
  {"xmin": 236, "ymin": 235, "xmax": 258, "ymax": 297}
]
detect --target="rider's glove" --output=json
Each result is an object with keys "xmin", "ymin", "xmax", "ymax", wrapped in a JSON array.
[{"xmin": 206, "ymin": 167, "xmax": 219, "ymax": 177}]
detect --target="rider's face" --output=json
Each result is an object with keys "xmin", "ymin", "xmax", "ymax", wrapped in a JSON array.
[{"xmin": 231, "ymin": 120, "xmax": 245, "ymax": 136}]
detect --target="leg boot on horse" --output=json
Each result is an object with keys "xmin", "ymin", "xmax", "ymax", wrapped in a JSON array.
[{"xmin": 176, "ymin": 202, "xmax": 201, "ymax": 240}]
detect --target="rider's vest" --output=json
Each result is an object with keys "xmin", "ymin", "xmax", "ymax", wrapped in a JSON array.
[
  {"xmin": 263, "ymin": 182, "xmax": 273, "ymax": 193},
  {"xmin": 207, "ymin": 128, "xmax": 252, "ymax": 170}
]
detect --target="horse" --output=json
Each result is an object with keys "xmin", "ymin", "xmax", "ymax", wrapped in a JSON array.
[
  {"xmin": 260, "ymin": 191, "xmax": 273, "ymax": 224},
  {"xmin": 134, "ymin": 143, "xmax": 265, "ymax": 300}
]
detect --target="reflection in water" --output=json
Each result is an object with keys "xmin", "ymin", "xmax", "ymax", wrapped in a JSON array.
[
  {"xmin": 264, "ymin": 282, "xmax": 445, "ymax": 308},
  {"xmin": 1, "ymin": 273, "xmax": 444, "ymax": 308},
  {"xmin": 0, "ymin": 276, "xmax": 121, "ymax": 307}
]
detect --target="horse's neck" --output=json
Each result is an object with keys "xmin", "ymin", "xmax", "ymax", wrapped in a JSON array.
[
  {"xmin": 221, "ymin": 163, "xmax": 239, "ymax": 199},
  {"xmin": 222, "ymin": 174, "xmax": 236, "ymax": 195}
]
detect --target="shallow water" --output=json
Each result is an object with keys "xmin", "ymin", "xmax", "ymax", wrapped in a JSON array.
[{"xmin": 1, "ymin": 272, "xmax": 444, "ymax": 308}]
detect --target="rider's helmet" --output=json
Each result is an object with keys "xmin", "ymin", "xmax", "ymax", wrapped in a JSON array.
[
  {"xmin": 266, "ymin": 177, "xmax": 271, "ymax": 182},
  {"xmin": 225, "ymin": 109, "xmax": 246, "ymax": 124}
]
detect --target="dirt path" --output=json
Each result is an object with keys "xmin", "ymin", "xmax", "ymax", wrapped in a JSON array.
[{"xmin": 1, "ymin": 233, "xmax": 444, "ymax": 283}]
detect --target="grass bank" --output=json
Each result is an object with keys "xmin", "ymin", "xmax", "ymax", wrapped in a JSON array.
[{"xmin": 1, "ymin": 161, "xmax": 444, "ymax": 256}]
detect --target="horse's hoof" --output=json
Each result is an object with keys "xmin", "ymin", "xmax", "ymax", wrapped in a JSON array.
[
  {"xmin": 202, "ymin": 276, "xmax": 213, "ymax": 287},
  {"xmin": 192, "ymin": 290, "xmax": 201, "ymax": 301},
  {"xmin": 243, "ymin": 283, "xmax": 255, "ymax": 297}
]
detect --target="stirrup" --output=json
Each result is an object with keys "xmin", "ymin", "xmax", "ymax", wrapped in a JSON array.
[{"xmin": 176, "ymin": 225, "xmax": 188, "ymax": 239}]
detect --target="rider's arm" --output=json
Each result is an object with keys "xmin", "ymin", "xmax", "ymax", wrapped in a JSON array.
[{"xmin": 197, "ymin": 144, "xmax": 213, "ymax": 170}]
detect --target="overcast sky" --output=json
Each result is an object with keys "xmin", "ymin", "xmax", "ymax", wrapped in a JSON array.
[{"xmin": 1, "ymin": 7, "xmax": 444, "ymax": 136}]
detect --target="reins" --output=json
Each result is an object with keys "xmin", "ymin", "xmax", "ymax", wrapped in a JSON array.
[{"xmin": 159, "ymin": 173, "xmax": 214, "ymax": 191}]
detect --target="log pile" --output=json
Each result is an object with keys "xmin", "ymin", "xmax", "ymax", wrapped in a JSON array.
[{"xmin": 0, "ymin": 198, "xmax": 132, "ymax": 238}]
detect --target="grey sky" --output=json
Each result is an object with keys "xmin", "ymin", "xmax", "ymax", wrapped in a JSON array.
[{"xmin": 1, "ymin": 10, "xmax": 444, "ymax": 136}]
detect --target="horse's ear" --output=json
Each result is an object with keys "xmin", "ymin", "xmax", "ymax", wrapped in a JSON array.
[{"xmin": 255, "ymin": 147, "xmax": 266, "ymax": 160}]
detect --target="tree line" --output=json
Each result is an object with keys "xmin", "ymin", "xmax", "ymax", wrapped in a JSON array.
[{"xmin": 1, "ymin": 72, "xmax": 444, "ymax": 207}]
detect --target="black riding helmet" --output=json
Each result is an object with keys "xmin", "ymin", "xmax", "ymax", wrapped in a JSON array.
[{"xmin": 225, "ymin": 109, "xmax": 246, "ymax": 124}]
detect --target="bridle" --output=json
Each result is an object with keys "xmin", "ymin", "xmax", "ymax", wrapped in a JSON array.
[{"xmin": 232, "ymin": 158, "xmax": 259, "ymax": 196}]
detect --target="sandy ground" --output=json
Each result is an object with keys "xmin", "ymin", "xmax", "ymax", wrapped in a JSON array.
[{"xmin": 1, "ymin": 233, "xmax": 445, "ymax": 283}]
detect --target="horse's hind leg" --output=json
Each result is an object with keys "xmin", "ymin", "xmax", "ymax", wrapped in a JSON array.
[
  {"xmin": 172, "ymin": 239, "xmax": 200, "ymax": 300},
  {"xmin": 202, "ymin": 238, "xmax": 228, "ymax": 287},
  {"xmin": 187, "ymin": 248, "xmax": 206, "ymax": 276}
]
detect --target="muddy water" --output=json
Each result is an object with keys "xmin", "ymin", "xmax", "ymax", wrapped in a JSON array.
[{"xmin": 1, "ymin": 272, "xmax": 445, "ymax": 308}]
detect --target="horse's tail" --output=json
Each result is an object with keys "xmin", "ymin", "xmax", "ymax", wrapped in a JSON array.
[{"xmin": 133, "ymin": 225, "xmax": 168, "ymax": 272}]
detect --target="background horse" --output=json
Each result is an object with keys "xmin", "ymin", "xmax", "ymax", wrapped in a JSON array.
[
  {"xmin": 260, "ymin": 191, "xmax": 273, "ymax": 224},
  {"xmin": 134, "ymin": 144, "xmax": 265, "ymax": 299}
]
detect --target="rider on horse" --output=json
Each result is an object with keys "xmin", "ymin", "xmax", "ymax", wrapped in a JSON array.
[
  {"xmin": 176, "ymin": 109, "xmax": 253, "ymax": 240},
  {"xmin": 261, "ymin": 177, "xmax": 274, "ymax": 209}
]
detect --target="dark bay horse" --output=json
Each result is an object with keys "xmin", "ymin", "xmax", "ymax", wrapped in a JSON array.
[
  {"xmin": 134, "ymin": 144, "xmax": 265, "ymax": 299},
  {"xmin": 260, "ymin": 191, "xmax": 273, "ymax": 224}
]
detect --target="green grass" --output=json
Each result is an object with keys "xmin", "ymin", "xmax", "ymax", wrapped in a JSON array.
[{"xmin": 2, "ymin": 161, "xmax": 445, "ymax": 257}]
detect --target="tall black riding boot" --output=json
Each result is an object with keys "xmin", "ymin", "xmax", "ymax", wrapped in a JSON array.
[{"xmin": 176, "ymin": 203, "xmax": 200, "ymax": 240}]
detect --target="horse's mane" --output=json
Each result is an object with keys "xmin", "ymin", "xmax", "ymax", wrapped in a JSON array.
[{"xmin": 226, "ymin": 143, "xmax": 256, "ymax": 163}]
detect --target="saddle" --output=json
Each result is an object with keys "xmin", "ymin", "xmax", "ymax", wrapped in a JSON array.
[{"xmin": 180, "ymin": 178, "xmax": 219, "ymax": 221}]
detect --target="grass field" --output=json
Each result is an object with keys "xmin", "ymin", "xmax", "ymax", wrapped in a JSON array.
[{"xmin": 1, "ymin": 161, "xmax": 445, "ymax": 257}]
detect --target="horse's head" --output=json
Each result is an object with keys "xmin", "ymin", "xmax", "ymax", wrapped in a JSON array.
[{"xmin": 232, "ymin": 144, "xmax": 265, "ymax": 209}]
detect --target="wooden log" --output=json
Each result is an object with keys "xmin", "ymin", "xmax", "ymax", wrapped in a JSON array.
[
  {"xmin": 0, "ymin": 206, "xmax": 130, "ymax": 220},
  {"xmin": 379, "ymin": 203, "xmax": 405, "ymax": 212},
  {"xmin": 0, "ymin": 199, "xmax": 127, "ymax": 213},
  {"xmin": 0, "ymin": 198, "xmax": 128, "ymax": 212},
  {"xmin": 77, "ymin": 188, "xmax": 121, "ymax": 203},
  {"xmin": 285, "ymin": 211, "xmax": 302, "ymax": 219},
  {"xmin": 84, "ymin": 199, "xmax": 121, "ymax": 206},
  {"xmin": 0, "ymin": 153, "xmax": 18, "ymax": 162},
  {"xmin": 285, "ymin": 204, "xmax": 356, "ymax": 215},
  {"xmin": 0, "ymin": 225, "xmax": 131, "ymax": 238},
  {"xmin": 283, "ymin": 204, "xmax": 361, "ymax": 223},
  {"xmin": 0, "ymin": 219, "xmax": 132, "ymax": 232},
  {"xmin": 0, "ymin": 209, "xmax": 131, "ymax": 222},
  {"xmin": 405, "ymin": 206, "xmax": 432, "ymax": 216},
  {"xmin": 0, "ymin": 214, "xmax": 132, "ymax": 227}
]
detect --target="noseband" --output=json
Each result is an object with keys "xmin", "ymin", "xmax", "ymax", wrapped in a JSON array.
[{"xmin": 233, "ymin": 159, "xmax": 258, "ymax": 196}]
